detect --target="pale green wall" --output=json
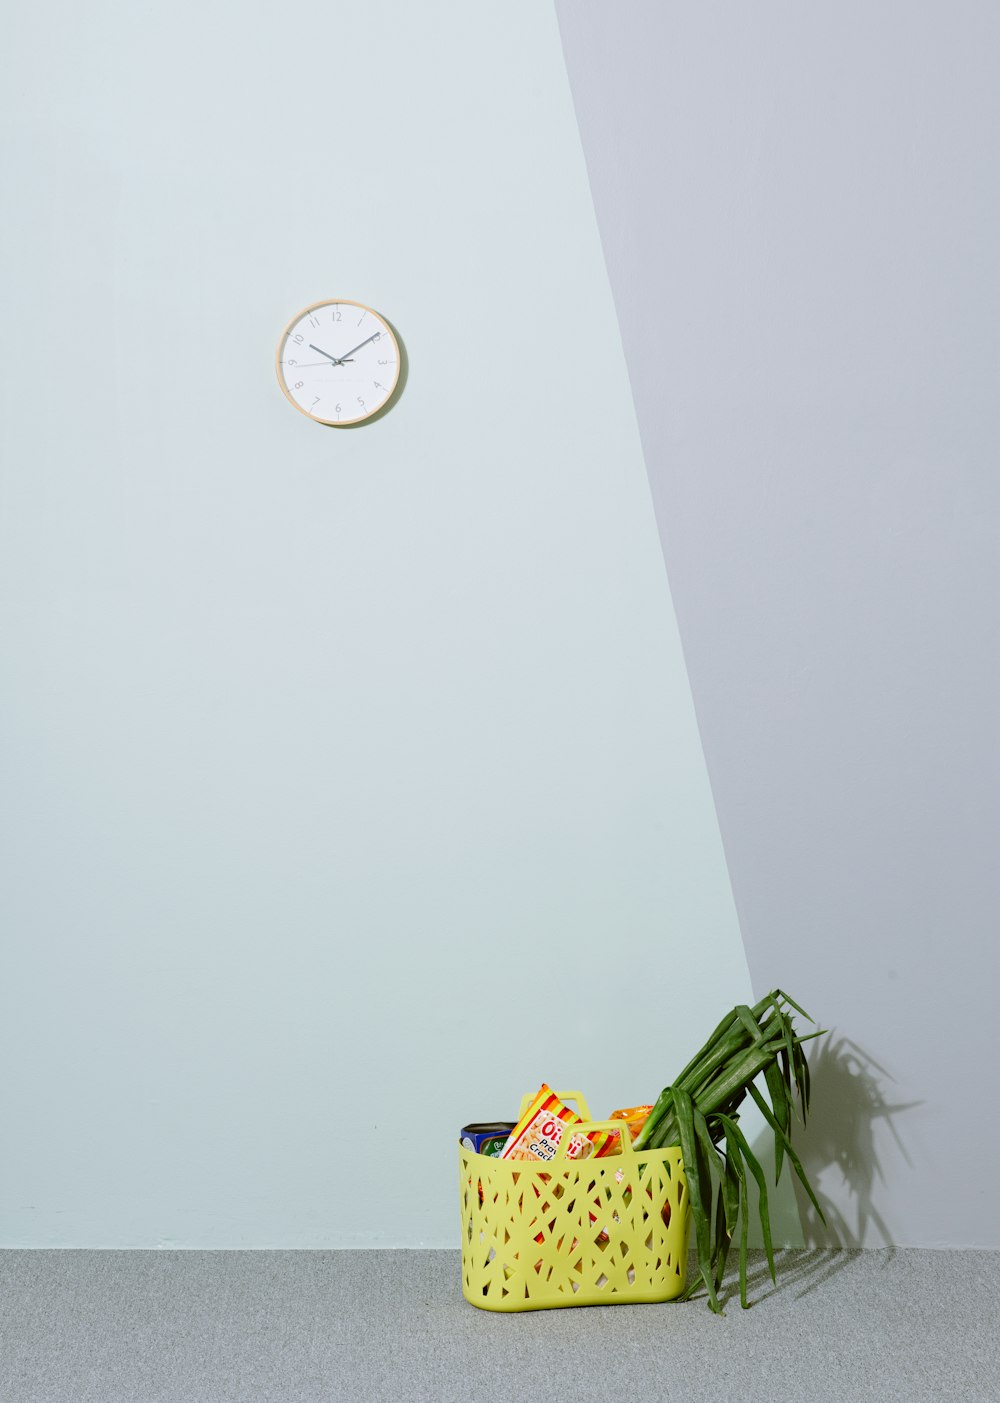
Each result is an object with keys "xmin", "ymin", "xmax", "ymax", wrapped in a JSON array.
[{"xmin": 0, "ymin": 1, "xmax": 755, "ymax": 1245}]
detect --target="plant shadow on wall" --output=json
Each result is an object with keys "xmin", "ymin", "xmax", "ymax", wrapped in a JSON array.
[
  {"xmin": 792, "ymin": 1032, "xmax": 920, "ymax": 1248},
  {"xmin": 330, "ymin": 320, "xmax": 408, "ymax": 429},
  {"xmin": 735, "ymin": 1032, "xmax": 921, "ymax": 1305}
]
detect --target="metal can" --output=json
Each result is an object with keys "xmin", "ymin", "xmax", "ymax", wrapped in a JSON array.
[{"xmin": 460, "ymin": 1122, "xmax": 516, "ymax": 1158}]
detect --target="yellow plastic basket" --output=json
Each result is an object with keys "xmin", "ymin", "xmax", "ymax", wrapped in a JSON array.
[{"xmin": 459, "ymin": 1091, "xmax": 690, "ymax": 1312}]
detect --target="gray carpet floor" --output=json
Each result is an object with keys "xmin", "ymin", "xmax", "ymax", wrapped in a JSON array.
[{"xmin": 1, "ymin": 1248, "xmax": 997, "ymax": 1402}]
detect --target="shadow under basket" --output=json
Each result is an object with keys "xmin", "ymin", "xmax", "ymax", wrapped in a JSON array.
[{"xmin": 459, "ymin": 1107, "xmax": 690, "ymax": 1312}]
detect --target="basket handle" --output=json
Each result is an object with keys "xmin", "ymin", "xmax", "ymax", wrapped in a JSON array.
[
  {"xmin": 517, "ymin": 1089, "xmax": 592, "ymax": 1121},
  {"xmin": 551, "ymin": 1118, "xmax": 638, "ymax": 1164}
]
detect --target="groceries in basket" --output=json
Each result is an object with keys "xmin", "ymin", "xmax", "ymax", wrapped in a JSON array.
[
  {"xmin": 459, "ymin": 1086, "xmax": 651, "ymax": 1164},
  {"xmin": 458, "ymin": 989, "xmax": 826, "ymax": 1316},
  {"xmin": 459, "ymin": 1085, "xmax": 670, "ymax": 1310}
]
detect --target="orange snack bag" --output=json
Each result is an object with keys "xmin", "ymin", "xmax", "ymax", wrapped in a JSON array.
[
  {"xmin": 611, "ymin": 1104, "xmax": 654, "ymax": 1128},
  {"xmin": 596, "ymin": 1104, "xmax": 654, "ymax": 1158},
  {"xmin": 500, "ymin": 1085, "xmax": 611, "ymax": 1163}
]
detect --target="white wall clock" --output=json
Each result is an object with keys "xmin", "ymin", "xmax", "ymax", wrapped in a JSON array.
[{"xmin": 275, "ymin": 299, "xmax": 401, "ymax": 426}]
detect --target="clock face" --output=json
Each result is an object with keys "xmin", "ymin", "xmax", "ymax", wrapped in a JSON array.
[{"xmin": 275, "ymin": 300, "xmax": 400, "ymax": 425}]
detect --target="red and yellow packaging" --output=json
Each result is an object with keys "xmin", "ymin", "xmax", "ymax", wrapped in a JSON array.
[{"xmin": 499, "ymin": 1085, "xmax": 612, "ymax": 1164}]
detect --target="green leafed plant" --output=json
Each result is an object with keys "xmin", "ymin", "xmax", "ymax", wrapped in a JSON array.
[{"xmin": 632, "ymin": 988, "xmax": 826, "ymax": 1312}]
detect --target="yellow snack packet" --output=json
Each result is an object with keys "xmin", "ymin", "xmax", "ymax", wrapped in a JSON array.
[{"xmin": 499, "ymin": 1085, "xmax": 611, "ymax": 1163}]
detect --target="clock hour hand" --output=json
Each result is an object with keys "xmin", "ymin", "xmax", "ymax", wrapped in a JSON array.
[{"xmin": 307, "ymin": 342, "xmax": 353, "ymax": 366}]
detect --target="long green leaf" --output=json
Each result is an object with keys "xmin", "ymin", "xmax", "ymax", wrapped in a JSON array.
[
  {"xmin": 714, "ymin": 1130, "xmax": 741, "ymax": 1294},
  {"xmin": 751, "ymin": 990, "xmax": 783, "ymax": 1019},
  {"xmin": 762, "ymin": 1061, "xmax": 791, "ymax": 1181},
  {"xmin": 673, "ymin": 1087, "xmax": 721, "ymax": 1313},
  {"xmin": 680, "ymin": 1010, "xmax": 788, "ymax": 1102},
  {"xmin": 737, "ymin": 1151, "xmax": 749, "ymax": 1307},
  {"xmin": 714, "ymin": 1112, "xmax": 752, "ymax": 1307},
  {"xmin": 711, "ymin": 1176, "xmax": 729, "ymax": 1296},
  {"xmin": 697, "ymin": 1038, "xmax": 788, "ymax": 1115},
  {"xmin": 797, "ymin": 1041, "xmax": 812, "ymax": 1119},
  {"xmin": 719, "ymin": 1131, "xmax": 740, "ymax": 1235},
  {"xmin": 773, "ymin": 988, "xmax": 814, "ymax": 1022},
  {"xmin": 694, "ymin": 1106, "xmax": 729, "ymax": 1292},
  {"xmin": 746, "ymin": 1082, "xmax": 827, "ymax": 1225},
  {"xmin": 779, "ymin": 1045, "xmax": 794, "ymax": 1119},
  {"xmin": 670, "ymin": 1008, "xmax": 745, "ymax": 1089},
  {"xmin": 631, "ymin": 1085, "xmax": 675, "ymax": 1151},
  {"xmin": 717, "ymin": 1113, "xmax": 775, "ymax": 1284},
  {"xmin": 679, "ymin": 1024, "xmax": 756, "ymax": 1105},
  {"xmin": 765, "ymin": 1052, "xmax": 792, "ymax": 1133},
  {"xmin": 773, "ymin": 1008, "xmax": 799, "ymax": 1108},
  {"xmin": 733, "ymin": 1004, "xmax": 766, "ymax": 1044}
]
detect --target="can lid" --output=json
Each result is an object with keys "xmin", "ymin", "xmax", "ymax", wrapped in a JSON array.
[{"xmin": 460, "ymin": 1122, "xmax": 516, "ymax": 1135}]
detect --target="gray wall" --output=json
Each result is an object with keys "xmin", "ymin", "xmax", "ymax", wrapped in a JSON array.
[{"xmin": 557, "ymin": 1, "xmax": 1000, "ymax": 1247}]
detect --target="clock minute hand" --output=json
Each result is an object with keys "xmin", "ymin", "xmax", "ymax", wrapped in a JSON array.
[{"xmin": 335, "ymin": 332, "xmax": 382, "ymax": 362}]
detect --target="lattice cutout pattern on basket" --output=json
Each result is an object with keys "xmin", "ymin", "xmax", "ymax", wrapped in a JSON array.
[{"xmin": 459, "ymin": 1143, "xmax": 690, "ymax": 1312}]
